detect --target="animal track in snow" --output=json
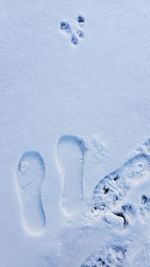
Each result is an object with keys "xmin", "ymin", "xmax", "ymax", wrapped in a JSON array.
[
  {"xmin": 80, "ymin": 243, "xmax": 127, "ymax": 267},
  {"xmin": 59, "ymin": 14, "xmax": 85, "ymax": 47},
  {"xmin": 57, "ymin": 135, "xmax": 86, "ymax": 216},
  {"xmin": 16, "ymin": 151, "xmax": 46, "ymax": 235},
  {"xmin": 91, "ymin": 153, "xmax": 150, "ymax": 228},
  {"xmin": 77, "ymin": 30, "xmax": 85, "ymax": 39},
  {"xmin": 77, "ymin": 15, "xmax": 85, "ymax": 27},
  {"xmin": 60, "ymin": 21, "xmax": 71, "ymax": 33}
]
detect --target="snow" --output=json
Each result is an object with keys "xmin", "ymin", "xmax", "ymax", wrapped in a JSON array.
[{"xmin": 0, "ymin": 0, "xmax": 150, "ymax": 266}]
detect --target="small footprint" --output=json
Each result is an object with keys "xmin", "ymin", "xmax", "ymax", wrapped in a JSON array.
[
  {"xmin": 76, "ymin": 30, "xmax": 85, "ymax": 39},
  {"xmin": 16, "ymin": 151, "xmax": 46, "ymax": 235},
  {"xmin": 59, "ymin": 14, "xmax": 85, "ymax": 47},
  {"xmin": 57, "ymin": 135, "xmax": 86, "ymax": 216},
  {"xmin": 80, "ymin": 243, "xmax": 127, "ymax": 267},
  {"xmin": 77, "ymin": 15, "xmax": 85, "ymax": 27},
  {"xmin": 60, "ymin": 21, "xmax": 71, "ymax": 34},
  {"xmin": 92, "ymin": 153, "xmax": 150, "ymax": 227},
  {"xmin": 71, "ymin": 34, "xmax": 79, "ymax": 46}
]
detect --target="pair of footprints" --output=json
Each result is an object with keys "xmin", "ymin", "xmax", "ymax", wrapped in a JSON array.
[
  {"xmin": 16, "ymin": 136, "xmax": 85, "ymax": 236},
  {"xmin": 16, "ymin": 135, "xmax": 150, "ymax": 238}
]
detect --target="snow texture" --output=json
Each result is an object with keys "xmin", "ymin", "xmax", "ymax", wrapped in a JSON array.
[{"xmin": 0, "ymin": 0, "xmax": 150, "ymax": 266}]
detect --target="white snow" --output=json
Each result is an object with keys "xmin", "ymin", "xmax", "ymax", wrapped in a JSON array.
[{"xmin": 0, "ymin": 0, "xmax": 150, "ymax": 266}]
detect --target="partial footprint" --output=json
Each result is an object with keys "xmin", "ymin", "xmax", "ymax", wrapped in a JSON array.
[
  {"xmin": 57, "ymin": 135, "xmax": 86, "ymax": 216},
  {"xmin": 16, "ymin": 151, "xmax": 46, "ymax": 235},
  {"xmin": 77, "ymin": 15, "xmax": 85, "ymax": 27},
  {"xmin": 80, "ymin": 243, "xmax": 127, "ymax": 267},
  {"xmin": 140, "ymin": 194, "xmax": 150, "ymax": 220},
  {"xmin": 92, "ymin": 153, "xmax": 150, "ymax": 226},
  {"xmin": 60, "ymin": 21, "xmax": 71, "ymax": 33}
]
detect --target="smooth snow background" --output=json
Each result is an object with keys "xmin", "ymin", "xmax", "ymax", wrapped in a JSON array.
[{"xmin": 0, "ymin": 0, "xmax": 150, "ymax": 266}]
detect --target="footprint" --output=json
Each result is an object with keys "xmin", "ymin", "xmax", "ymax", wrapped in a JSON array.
[
  {"xmin": 140, "ymin": 194, "xmax": 150, "ymax": 219},
  {"xmin": 71, "ymin": 34, "xmax": 79, "ymax": 46},
  {"xmin": 80, "ymin": 243, "xmax": 127, "ymax": 267},
  {"xmin": 77, "ymin": 30, "xmax": 85, "ymax": 39},
  {"xmin": 16, "ymin": 151, "xmax": 46, "ymax": 235},
  {"xmin": 60, "ymin": 21, "xmax": 71, "ymax": 33},
  {"xmin": 77, "ymin": 15, "xmax": 85, "ymax": 27},
  {"xmin": 92, "ymin": 153, "xmax": 150, "ymax": 225},
  {"xmin": 57, "ymin": 135, "xmax": 86, "ymax": 216}
]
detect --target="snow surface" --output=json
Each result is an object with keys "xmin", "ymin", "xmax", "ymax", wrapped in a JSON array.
[{"xmin": 0, "ymin": 0, "xmax": 150, "ymax": 266}]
